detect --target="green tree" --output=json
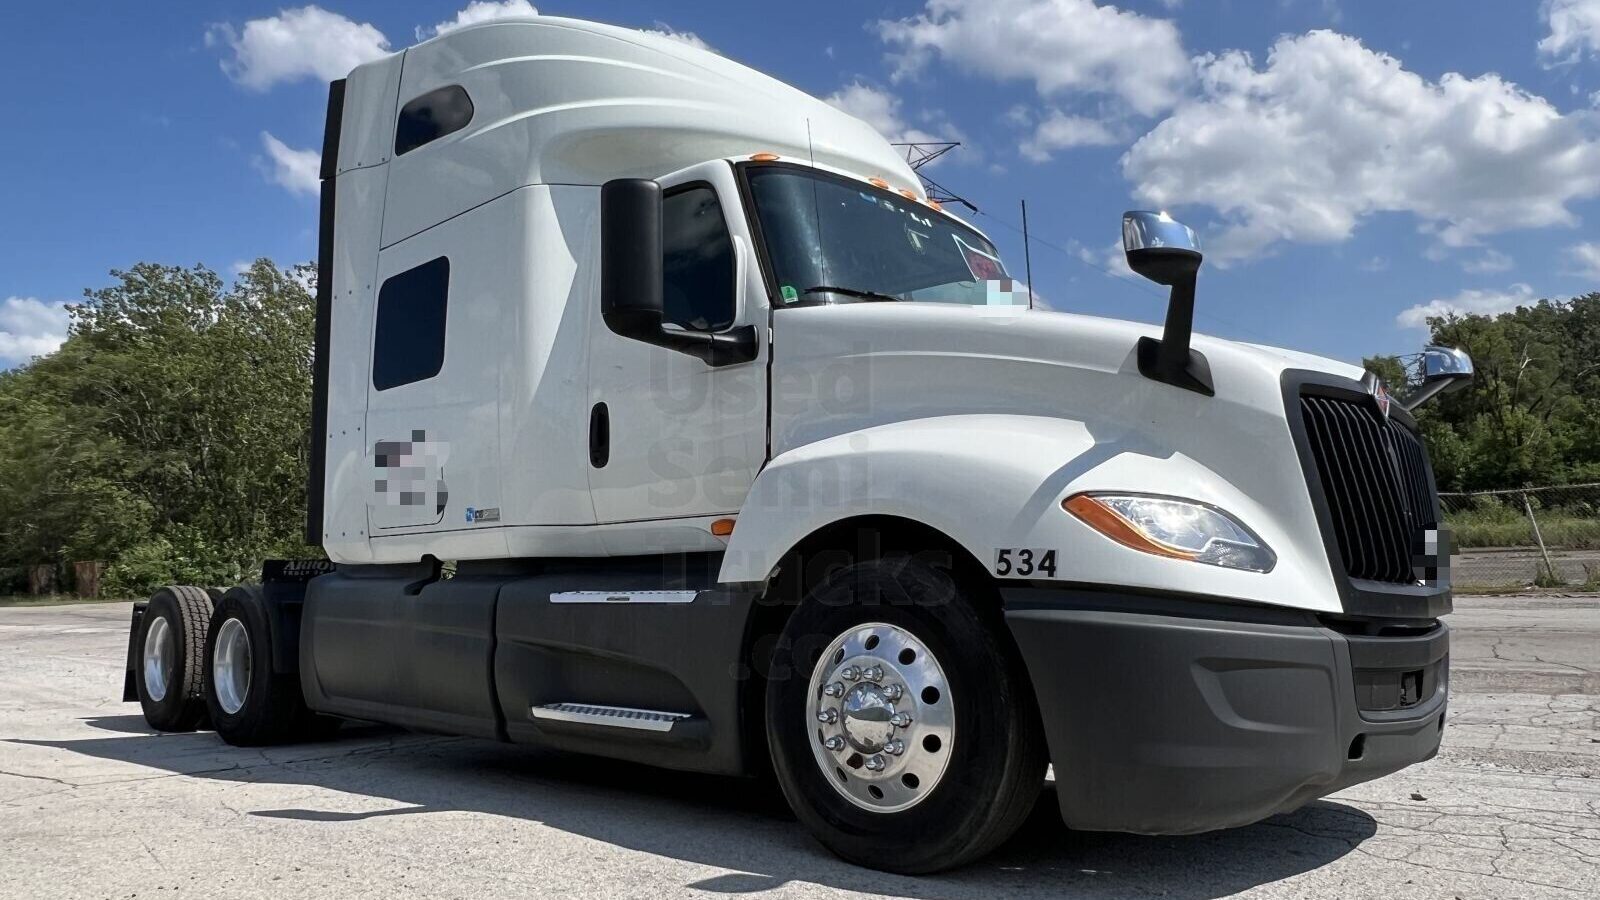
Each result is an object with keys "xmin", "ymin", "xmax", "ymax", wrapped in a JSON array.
[
  {"xmin": 1368, "ymin": 292, "xmax": 1600, "ymax": 490},
  {"xmin": 0, "ymin": 260, "xmax": 320, "ymax": 596}
]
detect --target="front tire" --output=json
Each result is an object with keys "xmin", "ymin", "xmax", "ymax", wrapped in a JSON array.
[
  {"xmin": 203, "ymin": 587, "xmax": 327, "ymax": 745},
  {"xmin": 765, "ymin": 557, "xmax": 1047, "ymax": 874},
  {"xmin": 135, "ymin": 586, "xmax": 214, "ymax": 732}
]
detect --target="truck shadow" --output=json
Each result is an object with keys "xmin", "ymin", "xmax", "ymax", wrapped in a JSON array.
[{"xmin": 21, "ymin": 719, "xmax": 1377, "ymax": 899}]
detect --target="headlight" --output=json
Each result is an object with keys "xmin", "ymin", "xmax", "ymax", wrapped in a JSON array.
[{"xmin": 1062, "ymin": 493, "xmax": 1276, "ymax": 573}]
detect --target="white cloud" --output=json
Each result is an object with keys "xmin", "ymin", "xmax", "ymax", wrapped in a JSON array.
[
  {"xmin": 1462, "ymin": 248, "xmax": 1514, "ymax": 274},
  {"xmin": 1397, "ymin": 283, "xmax": 1535, "ymax": 328},
  {"xmin": 418, "ymin": 1, "xmax": 538, "ymax": 40},
  {"xmin": 1122, "ymin": 31, "xmax": 1600, "ymax": 264},
  {"xmin": 261, "ymin": 133, "xmax": 320, "ymax": 196},
  {"xmin": 1539, "ymin": 0, "xmax": 1600, "ymax": 65},
  {"xmin": 1019, "ymin": 111, "xmax": 1121, "ymax": 161},
  {"xmin": 878, "ymin": 0, "xmax": 1190, "ymax": 118},
  {"xmin": 1068, "ymin": 238, "xmax": 1137, "ymax": 280},
  {"xmin": 824, "ymin": 82, "xmax": 953, "ymax": 147},
  {"xmin": 209, "ymin": 6, "xmax": 390, "ymax": 91},
  {"xmin": 648, "ymin": 25, "xmax": 714, "ymax": 52},
  {"xmin": 1568, "ymin": 241, "xmax": 1600, "ymax": 279},
  {"xmin": 0, "ymin": 297, "xmax": 71, "ymax": 365}
]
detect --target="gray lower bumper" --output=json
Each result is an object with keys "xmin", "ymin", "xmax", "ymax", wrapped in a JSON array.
[{"xmin": 1003, "ymin": 589, "xmax": 1448, "ymax": 835}]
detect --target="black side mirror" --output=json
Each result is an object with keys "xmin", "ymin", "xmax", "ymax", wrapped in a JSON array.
[
  {"xmin": 601, "ymin": 178, "xmax": 666, "ymax": 340},
  {"xmin": 600, "ymin": 178, "xmax": 758, "ymax": 366}
]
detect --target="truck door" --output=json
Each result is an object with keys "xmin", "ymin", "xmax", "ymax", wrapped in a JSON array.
[
  {"xmin": 586, "ymin": 161, "xmax": 768, "ymax": 533},
  {"xmin": 363, "ymin": 212, "xmax": 506, "ymax": 537}
]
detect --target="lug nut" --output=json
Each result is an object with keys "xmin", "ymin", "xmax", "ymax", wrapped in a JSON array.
[
  {"xmin": 884, "ymin": 739, "xmax": 905, "ymax": 756},
  {"xmin": 890, "ymin": 712, "xmax": 912, "ymax": 728},
  {"xmin": 864, "ymin": 755, "xmax": 887, "ymax": 772},
  {"xmin": 840, "ymin": 666, "xmax": 861, "ymax": 682},
  {"xmin": 823, "ymin": 682, "xmax": 844, "ymax": 698},
  {"xmin": 817, "ymin": 709, "xmax": 837, "ymax": 724},
  {"xmin": 823, "ymin": 736, "xmax": 845, "ymax": 751},
  {"xmin": 863, "ymin": 666, "xmax": 884, "ymax": 682},
  {"xmin": 883, "ymin": 683, "xmax": 903, "ymax": 701}
]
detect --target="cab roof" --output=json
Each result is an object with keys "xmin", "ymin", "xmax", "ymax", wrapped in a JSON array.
[{"xmin": 339, "ymin": 15, "xmax": 922, "ymax": 192}]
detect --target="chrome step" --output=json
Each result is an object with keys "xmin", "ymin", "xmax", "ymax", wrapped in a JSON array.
[{"xmin": 530, "ymin": 702, "xmax": 693, "ymax": 733}]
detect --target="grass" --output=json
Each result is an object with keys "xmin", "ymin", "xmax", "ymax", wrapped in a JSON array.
[
  {"xmin": 0, "ymin": 594, "xmax": 132, "ymax": 608},
  {"xmin": 1444, "ymin": 503, "xmax": 1599, "ymax": 550}
]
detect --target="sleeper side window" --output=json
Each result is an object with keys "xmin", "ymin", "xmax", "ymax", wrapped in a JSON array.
[
  {"xmin": 662, "ymin": 186, "xmax": 736, "ymax": 332},
  {"xmin": 395, "ymin": 85, "xmax": 474, "ymax": 156},
  {"xmin": 373, "ymin": 257, "xmax": 449, "ymax": 391}
]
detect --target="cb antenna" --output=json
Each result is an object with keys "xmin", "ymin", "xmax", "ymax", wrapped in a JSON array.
[{"xmin": 1021, "ymin": 199, "xmax": 1035, "ymax": 310}]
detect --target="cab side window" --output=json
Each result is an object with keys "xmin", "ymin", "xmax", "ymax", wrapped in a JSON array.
[
  {"xmin": 395, "ymin": 85, "xmax": 474, "ymax": 156},
  {"xmin": 662, "ymin": 186, "xmax": 735, "ymax": 332},
  {"xmin": 373, "ymin": 257, "xmax": 449, "ymax": 390}
]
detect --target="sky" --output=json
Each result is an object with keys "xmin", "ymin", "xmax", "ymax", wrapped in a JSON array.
[{"xmin": 3, "ymin": 0, "xmax": 1600, "ymax": 369}]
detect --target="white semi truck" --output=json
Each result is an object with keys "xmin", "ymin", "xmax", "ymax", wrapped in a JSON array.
[{"xmin": 123, "ymin": 16, "xmax": 1473, "ymax": 874}]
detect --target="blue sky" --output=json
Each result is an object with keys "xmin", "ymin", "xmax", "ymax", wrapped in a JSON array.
[{"xmin": 3, "ymin": 0, "xmax": 1599, "ymax": 368}]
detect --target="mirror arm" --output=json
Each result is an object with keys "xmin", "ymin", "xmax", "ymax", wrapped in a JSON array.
[
  {"xmin": 656, "ymin": 323, "xmax": 760, "ymax": 366},
  {"xmin": 1401, "ymin": 375, "xmax": 1470, "ymax": 412},
  {"xmin": 1399, "ymin": 380, "xmax": 1448, "ymax": 412},
  {"xmin": 1137, "ymin": 275, "xmax": 1214, "ymax": 396}
]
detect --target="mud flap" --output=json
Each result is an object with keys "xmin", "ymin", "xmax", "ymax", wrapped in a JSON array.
[{"xmin": 122, "ymin": 601, "xmax": 149, "ymax": 702}]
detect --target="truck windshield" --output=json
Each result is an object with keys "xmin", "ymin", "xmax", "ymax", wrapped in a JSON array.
[{"xmin": 745, "ymin": 165, "xmax": 1020, "ymax": 307}]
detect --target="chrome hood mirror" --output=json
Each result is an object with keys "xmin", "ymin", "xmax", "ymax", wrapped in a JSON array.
[
  {"xmin": 1122, "ymin": 210, "xmax": 1203, "ymax": 285},
  {"xmin": 1400, "ymin": 345, "xmax": 1474, "ymax": 411},
  {"xmin": 1122, "ymin": 210, "xmax": 1213, "ymax": 395}
]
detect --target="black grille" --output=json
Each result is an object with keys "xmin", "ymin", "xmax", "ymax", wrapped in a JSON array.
[{"xmin": 1299, "ymin": 394, "xmax": 1438, "ymax": 584}]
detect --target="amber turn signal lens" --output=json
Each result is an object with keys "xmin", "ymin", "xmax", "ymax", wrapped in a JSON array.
[
  {"xmin": 710, "ymin": 518, "xmax": 736, "ymax": 537},
  {"xmin": 1061, "ymin": 495, "xmax": 1197, "ymax": 561}
]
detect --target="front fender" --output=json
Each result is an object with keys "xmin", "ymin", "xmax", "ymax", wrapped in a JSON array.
[{"xmin": 718, "ymin": 413, "xmax": 1342, "ymax": 615}]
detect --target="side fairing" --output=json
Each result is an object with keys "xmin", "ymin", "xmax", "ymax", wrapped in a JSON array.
[{"xmin": 319, "ymin": 54, "xmax": 403, "ymax": 563}]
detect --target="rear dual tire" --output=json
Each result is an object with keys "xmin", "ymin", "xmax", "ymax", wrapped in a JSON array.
[
  {"xmin": 203, "ymin": 586, "xmax": 334, "ymax": 746},
  {"xmin": 135, "ymin": 586, "xmax": 215, "ymax": 732}
]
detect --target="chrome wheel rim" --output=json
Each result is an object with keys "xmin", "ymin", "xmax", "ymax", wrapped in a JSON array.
[
  {"xmin": 807, "ymin": 622, "xmax": 954, "ymax": 813},
  {"xmin": 142, "ymin": 615, "xmax": 175, "ymax": 702},
  {"xmin": 213, "ymin": 618, "xmax": 252, "ymax": 716}
]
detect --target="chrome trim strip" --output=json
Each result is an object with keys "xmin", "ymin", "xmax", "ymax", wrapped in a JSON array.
[{"xmin": 549, "ymin": 590, "xmax": 698, "ymax": 604}]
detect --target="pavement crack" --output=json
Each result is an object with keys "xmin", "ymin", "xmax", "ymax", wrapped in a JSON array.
[{"xmin": 0, "ymin": 767, "xmax": 79, "ymax": 789}]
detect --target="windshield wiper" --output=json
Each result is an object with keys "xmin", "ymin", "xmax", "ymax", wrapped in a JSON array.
[{"xmin": 802, "ymin": 285, "xmax": 902, "ymax": 303}]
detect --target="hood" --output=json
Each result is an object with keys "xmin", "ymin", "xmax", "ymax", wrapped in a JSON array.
[{"xmin": 769, "ymin": 301, "xmax": 1368, "ymax": 457}]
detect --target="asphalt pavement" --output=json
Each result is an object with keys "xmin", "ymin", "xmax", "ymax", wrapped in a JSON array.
[{"xmin": 1, "ymin": 595, "xmax": 1596, "ymax": 899}]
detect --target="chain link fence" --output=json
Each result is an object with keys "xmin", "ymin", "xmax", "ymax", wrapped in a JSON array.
[{"xmin": 1441, "ymin": 483, "xmax": 1600, "ymax": 592}]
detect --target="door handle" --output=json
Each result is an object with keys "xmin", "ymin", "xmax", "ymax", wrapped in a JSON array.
[{"xmin": 589, "ymin": 402, "xmax": 609, "ymax": 468}]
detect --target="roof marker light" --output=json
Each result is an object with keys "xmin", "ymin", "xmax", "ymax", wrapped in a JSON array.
[
  {"xmin": 750, "ymin": 153, "xmax": 780, "ymax": 162},
  {"xmin": 869, "ymin": 177, "xmax": 890, "ymax": 189}
]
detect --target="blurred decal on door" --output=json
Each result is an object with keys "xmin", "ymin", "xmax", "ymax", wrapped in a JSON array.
[{"xmin": 373, "ymin": 430, "xmax": 450, "ymax": 525}]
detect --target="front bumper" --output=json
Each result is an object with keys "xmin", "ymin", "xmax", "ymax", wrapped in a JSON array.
[{"xmin": 1003, "ymin": 587, "xmax": 1448, "ymax": 835}]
